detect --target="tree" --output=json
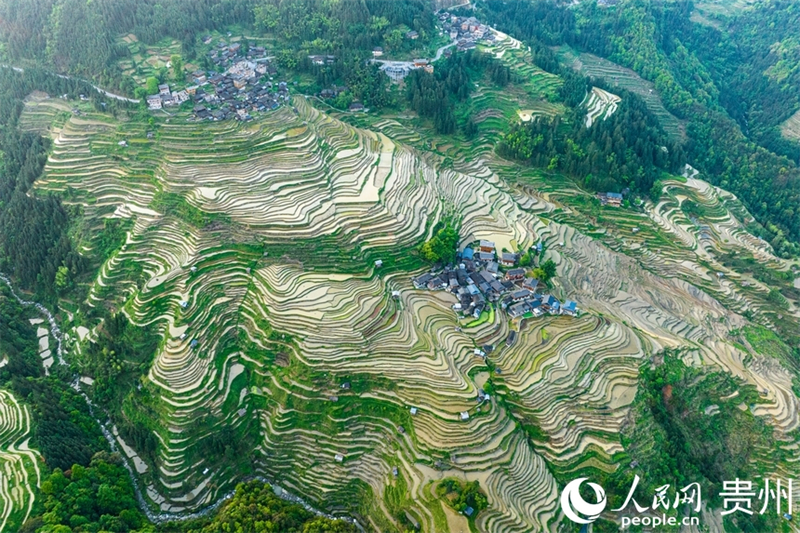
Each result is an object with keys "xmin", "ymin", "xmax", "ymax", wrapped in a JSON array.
[
  {"xmin": 541, "ymin": 259, "xmax": 557, "ymax": 281},
  {"xmin": 37, "ymin": 453, "xmax": 145, "ymax": 532},
  {"xmin": 146, "ymin": 76, "xmax": 159, "ymax": 95},
  {"xmin": 463, "ymin": 117, "xmax": 478, "ymax": 139},
  {"xmin": 170, "ymin": 54, "xmax": 183, "ymax": 80},
  {"xmin": 188, "ymin": 481, "xmax": 357, "ymax": 533},
  {"xmin": 419, "ymin": 224, "xmax": 459, "ymax": 264},
  {"xmin": 54, "ymin": 265, "xmax": 70, "ymax": 292},
  {"xmin": 650, "ymin": 180, "xmax": 664, "ymax": 202},
  {"xmin": 531, "ymin": 259, "xmax": 558, "ymax": 284}
]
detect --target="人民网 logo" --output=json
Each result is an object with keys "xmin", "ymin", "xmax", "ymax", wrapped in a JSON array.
[{"xmin": 561, "ymin": 478, "xmax": 607, "ymax": 524}]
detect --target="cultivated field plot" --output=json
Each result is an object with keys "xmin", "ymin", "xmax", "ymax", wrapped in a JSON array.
[
  {"xmin": 689, "ymin": 0, "xmax": 758, "ymax": 29},
  {"xmin": 18, "ymin": 92, "xmax": 74, "ymax": 135},
  {"xmin": 479, "ymin": 33, "xmax": 564, "ymax": 125},
  {"xmin": 21, "ymin": 92, "xmax": 800, "ymax": 532},
  {"xmin": 0, "ymin": 390, "xmax": 41, "ymax": 532},
  {"xmin": 117, "ymin": 35, "xmax": 181, "ymax": 85},
  {"xmin": 584, "ymin": 87, "xmax": 620, "ymax": 127},
  {"xmin": 781, "ymin": 108, "xmax": 800, "ymax": 142},
  {"xmin": 693, "ymin": 0, "xmax": 757, "ymax": 18},
  {"xmin": 556, "ymin": 46, "xmax": 685, "ymax": 139}
]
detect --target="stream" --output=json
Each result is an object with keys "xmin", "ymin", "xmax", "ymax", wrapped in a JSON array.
[{"xmin": 0, "ymin": 273, "xmax": 359, "ymax": 528}]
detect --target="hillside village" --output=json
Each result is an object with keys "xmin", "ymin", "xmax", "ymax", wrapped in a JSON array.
[
  {"xmin": 146, "ymin": 39, "xmax": 289, "ymax": 121},
  {"xmin": 413, "ymin": 240, "xmax": 578, "ymax": 327},
  {"xmin": 441, "ymin": 12, "xmax": 496, "ymax": 50},
  {"xmin": 377, "ymin": 11, "xmax": 497, "ymax": 83},
  {"xmin": 144, "ymin": 10, "xmax": 501, "ymax": 120}
]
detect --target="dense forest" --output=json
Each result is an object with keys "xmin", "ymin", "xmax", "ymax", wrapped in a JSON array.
[
  {"xmin": 159, "ymin": 481, "xmax": 357, "ymax": 533},
  {"xmin": 480, "ymin": 0, "xmax": 800, "ymax": 256},
  {"xmin": 0, "ymin": 0, "xmax": 255, "ymax": 77},
  {"xmin": 0, "ymin": 284, "xmax": 108, "ymax": 474},
  {"xmin": 499, "ymin": 75, "xmax": 685, "ymax": 195},
  {"xmin": 254, "ymin": 0, "xmax": 435, "ymax": 53},
  {"xmin": 0, "ymin": 69, "xmax": 99, "ymax": 300},
  {"xmin": 405, "ymin": 49, "xmax": 512, "ymax": 134},
  {"xmin": 27, "ymin": 452, "xmax": 148, "ymax": 533}
]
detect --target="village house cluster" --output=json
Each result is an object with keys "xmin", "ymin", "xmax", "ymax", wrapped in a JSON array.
[
  {"xmin": 412, "ymin": 240, "xmax": 578, "ymax": 322},
  {"xmin": 381, "ymin": 58, "xmax": 436, "ymax": 82},
  {"xmin": 147, "ymin": 39, "xmax": 289, "ymax": 121},
  {"xmin": 378, "ymin": 11, "xmax": 497, "ymax": 82},
  {"xmin": 596, "ymin": 191, "xmax": 624, "ymax": 207},
  {"xmin": 438, "ymin": 12, "xmax": 495, "ymax": 51},
  {"xmin": 146, "ymin": 82, "xmax": 191, "ymax": 110}
]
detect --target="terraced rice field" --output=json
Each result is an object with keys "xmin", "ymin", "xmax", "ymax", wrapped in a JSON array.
[
  {"xmin": 781, "ymin": 108, "xmax": 800, "ymax": 142},
  {"xmin": 117, "ymin": 36, "xmax": 184, "ymax": 87},
  {"xmin": 556, "ymin": 46, "xmax": 685, "ymax": 139},
  {"xmin": 583, "ymin": 87, "xmax": 620, "ymax": 128},
  {"xmin": 478, "ymin": 33, "xmax": 564, "ymax": 127},
  {"xmin": 0, "ymin": 390, "xmax": 41, "ymax": 532},
  {"xmin": 20, "ymin": 92, "xmax": 800, "ymax": 531},
  {"xmin": 693, "ymin": 0, "xmax": 757, "ymax": 18}
]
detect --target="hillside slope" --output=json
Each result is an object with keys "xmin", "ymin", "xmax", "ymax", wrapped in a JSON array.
[{"xmin": 19, "ymin": 91, "xmax": 800, "ymax": 532}]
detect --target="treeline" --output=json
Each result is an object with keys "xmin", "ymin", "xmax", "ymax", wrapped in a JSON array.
[
  {"xmin": 0, "ymin": 0, "xmax": 256, "ymax": 77},
  {"xmin": 255, "ymin": 0, "xmax": 435, "ymax": 54},
  {"xmin": 0, "ymin": 69, "xmax": 104, "ymax": 299},
  {"xmin": 678, "ymin": 1, "xmax": 800, "ymax": 162},
  {"xmin": 405, "ymin": 50, "xmax": 512, "ymax": 134},
  {"xmin": 1, "ymin": 287, "xmax": 108, "ymax": 474},
  {"xmin": 25, "ymin": 452, "xmax": 147, "ymax": 533},
  {"xmin": 159, "ymin": 481, "xmax": 357, "ymax": 533},
  {"xmin": 264, "ymin": 0, "xmax": 438, "ymax": 109},
  {"xmin": 498, "ymin": 81, "xmax": 684, "ymax": 195},
  {"xmin": 307, "ymin": 55, "xmax": 395, "ymax": 109},
  {"xmin": 480, "ymin": 0, "xmax": 800, "ymax": 256}
]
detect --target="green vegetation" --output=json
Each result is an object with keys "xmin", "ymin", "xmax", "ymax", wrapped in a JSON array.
[
  {"xmin": 95, "ymin": 218, "xmax": 133, "ymax": 261},
  {"xmin": 2, "ymin": 287, "xmax": 107, "ymax": 473},
  {"xmin": 498, "ymin": 79, "xmax": 684, "ymax": 195},
  {"xmin": 82, "ymin": 312, "xmax": 160, "ymax": 406},
  {"xmin": 160, "ymin": 481, "xmax": 357, "ymax": 533},
  {"xmin": 419, "ymin": 223, "xmax": 459, "ymax": 264},
  {"xmin": 150, "ymin": 191, "xmax": 213, "ymax": 228},
  {"xmin": 481, "ymin": 0, "xmax": 800, "ymax": 256},
  {"xmin": 13, "ymin": 377, "xmax": 108, "ymax": 472},
  {"xmin": 530, "ymin": 258, "xmax": 556, "ymax": 284},
  {"xmin": 741, "ymin": 325, "xmax": 793, "ymax": 362},
  {"xmin": 0, "ymin": 285, "xmax": 44, "ymax": 381},
  {"xmin": 606, "ymin": 351, "xmax": 787, "ymax": 532},
  {"xmin": 405, "ymin": 50, "xmax": 513, "ymax": 134},
  {"xmin": 0, "ymin": 66, "xmax": 133, "ymax": 301},
  {"xmin": 680, "ymin": 199, "xmax": 706, "ymax": 219},
  {"xmin": 253, "ymin": 0, "xmax": 435, "ymax": 55},
  {"xmin": 464, "ymin": 305, "xmax": 494, "ymax": 328},
  {"xmin": 436, "ymin": 478, "xmax": 488, "ymax": 517},
  {"xmin": 3, "ymin": 2, "xmax": 800, "ymax": 532},
  {"xmin": 31, "ymin": 452, "xmax": 147, "ymax": 533}
]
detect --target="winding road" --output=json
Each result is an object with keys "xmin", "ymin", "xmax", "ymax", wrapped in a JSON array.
[
  {"xmin": 370, "ymin": 39, "xmax": 456, "ymax": 71},
  {"xmin": 1, "ymin": 64, "xmax": 140, "ymax": 104}
]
